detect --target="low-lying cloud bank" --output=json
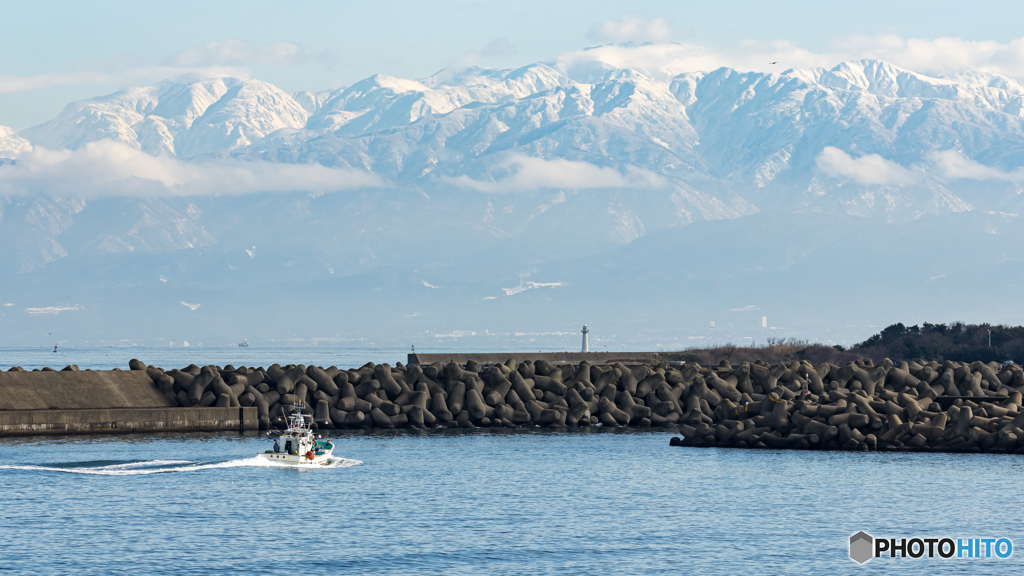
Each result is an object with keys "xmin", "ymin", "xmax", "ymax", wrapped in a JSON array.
[
  {"xmin": 815, "ymin": 147, "xmax": 923, "ymax": 187},
  {"xmin": 928, "ymin": 149, "xmax": 1024, "ymax": 182},
  {"xmin": 816, "ymin": 146, "xmax": 1024, "ymax": 187},
  {"xmin": 4, "ymin": 140, "xmax": 1019, "ymax": 199},
  {"xmin": 444, "ymin": 154, "xmax": 668, "ymax": 193},
  {"xmin": 0, "ymin": 140, "xmax": 383, "ymax": 197}
]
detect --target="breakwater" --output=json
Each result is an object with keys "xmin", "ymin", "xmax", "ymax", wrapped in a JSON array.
[
  {"xmin": 128, "ymin": 357, "xmax": 681, "ymax": 431},
  {"xmin": 7, "ymin": 356, "xmax": 1024, "ymax": 453},
  {"xmin": 668, "ymin": 358, "xmax": 1024, "ymax": 453},
  {"xmin": 127, "ymin": 356, "xmax": 1024, "ymax": 453}
]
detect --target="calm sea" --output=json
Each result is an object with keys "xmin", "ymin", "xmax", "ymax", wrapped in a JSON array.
[{"xmin": 1, "ymin": 348, "xmax": 1022, "ymax": 574}]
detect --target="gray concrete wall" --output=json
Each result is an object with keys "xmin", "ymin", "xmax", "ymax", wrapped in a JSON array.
[
  {"xmin": 0, "ymin": 370, "xmax": 175, "ymax": 411},
  {"xmin": 408, "ymin": 352, "xmax": 672, "ymax": 366},
  {"xmin": 0, "ymin": 407, "xmax": 258, "ymax": 436}
]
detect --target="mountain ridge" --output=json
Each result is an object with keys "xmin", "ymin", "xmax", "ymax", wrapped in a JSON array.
[
  {"xmin": 1, "ymin": 54, "xmax": 1023, "ymax": 346},
  {"xmin": 5, "ymin": 58, "xmax": 1022, "ymax": 210}
]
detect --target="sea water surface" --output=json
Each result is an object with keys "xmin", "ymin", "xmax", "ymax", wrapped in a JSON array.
[
  {"xmin": 3, "ymin": 430, "xmax": 1024, "ymax": 575},
  {"xmin": 2, "ymin": 348, "xmax": 1024, "ymax": 574}
]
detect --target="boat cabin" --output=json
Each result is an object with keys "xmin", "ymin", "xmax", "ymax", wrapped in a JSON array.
[
  {"xmin": 277, "ymin": 432, "xmax": 315, "ymax": 456},
  {"xmin": 272, "ymin": 408, "xmax": 322, "ymax": 457}
]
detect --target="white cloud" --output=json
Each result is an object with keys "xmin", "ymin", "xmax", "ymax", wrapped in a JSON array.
[
  {"xmin": 445, "ymin": 154, "xmax": 667, "ymax": 193},
  {"xmin": 728, "ymin": 305, "xmax": 757, "ymax": 312},
  {"xmin": 818, "ymin": 147, "xmax": 1024, "ymax": 186},
  {"xmin": 815, "ymin": 146, "xmax": 921, "ymax": 186},
  {"xmin": 816, "ymin": 147, "xmax": 1024, "ymax": 186},
  {"xmin": 422, "ymin": 280, "xmax": 439, "ymax": 289},
  {"xmin": 556, "ymin": 41, "xmax": 835, "ymax": 80},
  {"xmin": 9, "ymin": 33, "xmax": 1024, "ymax": 101},
  {"xmin": 0, "ymin": 40, "xmax": 307, "ymax": 96},
  {"xmin": 453, "ymin": 38, "xmax": 521, "ymax": 69},
  {"xmin": 0, "ymin": 71, "xmax": 120, "ymax": 95},
  {"xmin": 832, "ymin": 35, "xmax": 1024, "ymax": 80},
  {"xmin": 0, "ymin": 66, "xmax": 251, "ymax": 95},
  {"xmin": 164, "ymin": 40, "xmax": 307, "ymax": 68},
  {"xmin": 502, "ymin": 280, "xmax": 563, "ymax": 296},
  {"xmin": 588, "ymin": 15, "xmax": 673, "ymax": 44},
  {"xmin": 927, "ymin": 149, "xmax": 1024, "ymax": 181},
  {"xmin": 180, "ymin": 301, "xmax": 201, "ymax": 311},
  {"xmin": 481, "ymin": 38, "xmax": 518, "ymax": 58},
  {"xmin": 25, "ymin": 305, "xmax": 82, "ymax": 315},
  {"xmin": 556, "ymin": 34, "xmax": 1024, "ymax": 82},
  {"xmin": 0, "ymin": 140, "xmax": 383, "ymax": 197}
]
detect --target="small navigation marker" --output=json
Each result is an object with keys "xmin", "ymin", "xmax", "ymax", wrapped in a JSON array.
[{"xmin": 581, "ymin": 324, "xmax": 589, "ymax": 353}]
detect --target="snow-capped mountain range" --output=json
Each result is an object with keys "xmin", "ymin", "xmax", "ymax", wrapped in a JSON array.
[
  {"xmin": 11, "ymin": 58, "xmax": 1024, "ymax": 205},
  {"xmin": 2, "ymin": 54, "xmax": 1024, "ymax": 347}
]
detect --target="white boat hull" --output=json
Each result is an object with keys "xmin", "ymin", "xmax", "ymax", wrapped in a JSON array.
[{"xmin": 257, "ymin": 449, "xmax": 334, "ymax": 466}]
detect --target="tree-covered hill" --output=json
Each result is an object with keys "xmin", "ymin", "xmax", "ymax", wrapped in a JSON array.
[{"xmin": 852, "ymin": 322, "xmax": 1024, "ymax": 363}]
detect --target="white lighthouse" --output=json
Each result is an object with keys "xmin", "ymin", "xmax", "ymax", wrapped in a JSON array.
[{"xmin": 581, "ymin": 324, "xmax": 589, "ymax": 353}]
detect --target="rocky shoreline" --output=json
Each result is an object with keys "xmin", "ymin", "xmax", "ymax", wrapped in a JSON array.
[{"xmin": 32, "ymin": 357, "xmax": 1016, "ymax": 453}]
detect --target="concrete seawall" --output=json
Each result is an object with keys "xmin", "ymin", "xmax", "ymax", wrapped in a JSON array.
[
  {"xmin": 0, "ymin": 370, "xmax": 175, "ymax": 410},
  {"xmin": 0, "ymin": 407, "xmax": 258, "ymax": 436},
  {"xmin": 0, "ymin": 370, "xmax": 256, "ymax": 436}
]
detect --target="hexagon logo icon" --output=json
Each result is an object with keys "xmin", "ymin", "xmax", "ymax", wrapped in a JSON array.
[{"xmin": 850, "ymin": 531, "xmax": 873, "ymax": 564}]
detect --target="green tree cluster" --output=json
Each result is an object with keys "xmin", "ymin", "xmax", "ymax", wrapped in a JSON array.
[{"xmin": 854, "ymin": 322, "xmax": 1024, "ymax": 363}]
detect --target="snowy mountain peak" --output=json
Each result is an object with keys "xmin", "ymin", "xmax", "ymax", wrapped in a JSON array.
[
  {"xmin": 10, "ymin": 56, "xmax": 1024, "ymax": 226},
  {"xmin": 20, "ymin": 75, "xmax": 307, "ymax": 158},
  {"xmin": 0, "ymin": 126, "xmax": 31, "ymax": 159}
]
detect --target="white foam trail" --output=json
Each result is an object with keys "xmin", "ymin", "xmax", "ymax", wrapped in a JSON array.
[
  {"xmin": 97, "ymin": 459, "xmax": 192, "ymax": 470},
  {"xmin": 0, "ymin": 456, "xmax": 362, "ymax": 476}
]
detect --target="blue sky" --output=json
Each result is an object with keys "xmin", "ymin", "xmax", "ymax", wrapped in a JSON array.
[{"xmin": 3, "ymin": 0, "xmax": 1024, "ymax": 127}]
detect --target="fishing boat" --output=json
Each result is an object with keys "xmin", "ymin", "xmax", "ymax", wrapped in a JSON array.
[
  {"xmin": 238, "ymin": 340, "xmax": 249, "ymax": 347},
  {"xmin": 257, "ymin": 404, "xmax": 334, "ymax": 466}
]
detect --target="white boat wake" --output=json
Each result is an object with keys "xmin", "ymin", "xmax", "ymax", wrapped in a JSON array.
[{"xmin": 0, "ymin": 456, "xmax": 362, "ymax": 476}]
